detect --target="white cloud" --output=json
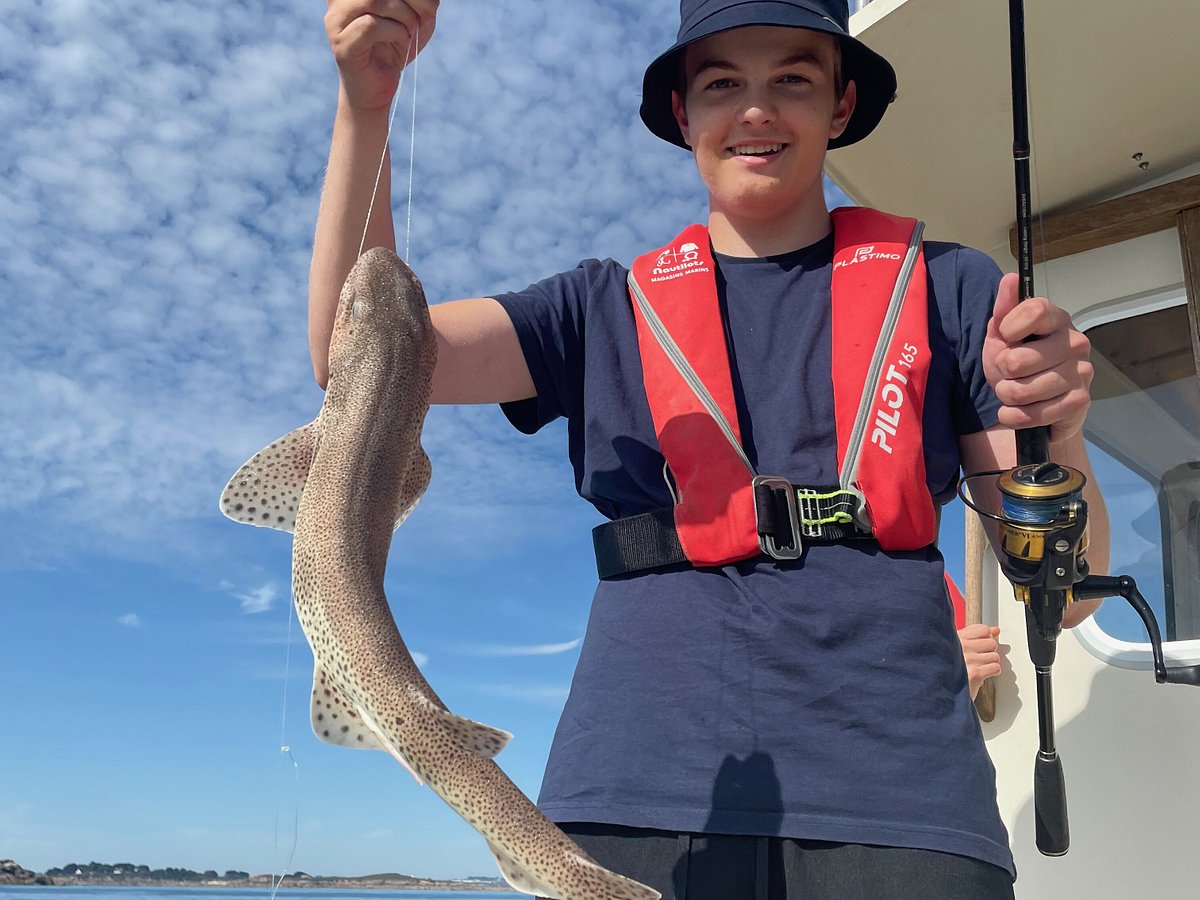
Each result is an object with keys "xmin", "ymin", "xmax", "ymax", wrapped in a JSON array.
[
  {"xmin": 460, "ymin": 639, "xmax": 582, "ymax": 657},
  {"xmin": 472, "ymin": 683, "xmax": 572, "ymax": 707},
  {"xmin": 0, "ymin": 0, "xmax": 824, "ymax": 575},
  {"xmin": 234, "ymin": 584, "xmax": 279, "ymax": 615},
  {"xmin": 117, "ymin": 613, "xmax": 142, "ymax": 627}
]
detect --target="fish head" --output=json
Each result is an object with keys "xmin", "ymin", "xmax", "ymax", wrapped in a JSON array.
[{"xmin": 324, "ymin": 248, "xmax": 437, "ymax": 413}]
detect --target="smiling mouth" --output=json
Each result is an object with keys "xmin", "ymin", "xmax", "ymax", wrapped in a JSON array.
[{"xmin": 729, "ymin": 142, "xmax": 787, "ymax": 158}]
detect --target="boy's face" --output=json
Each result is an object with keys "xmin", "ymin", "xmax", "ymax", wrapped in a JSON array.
[{"xmin": 672, "ymin": 25, "xmax": 856, "ymax": 222}]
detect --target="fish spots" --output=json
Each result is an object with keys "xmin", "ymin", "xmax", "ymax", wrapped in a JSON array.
[{"xmin": 218, "ymin": 251, "xmax": 660, "ymax": 900}]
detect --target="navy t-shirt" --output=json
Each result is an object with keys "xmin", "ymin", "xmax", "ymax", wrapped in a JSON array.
[{"xmin": 493, "ymin": 231, "xmax": 1014, "ymax": 877}]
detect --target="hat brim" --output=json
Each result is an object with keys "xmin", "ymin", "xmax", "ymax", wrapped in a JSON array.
[{"xmin": 639, "ymin": 8, "xmax": 896, "ymax": 150}]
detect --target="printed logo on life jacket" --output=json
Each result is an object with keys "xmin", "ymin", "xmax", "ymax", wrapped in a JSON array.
[
  {"xmin": 870, "ymin": 342, "xmax": 920, "ymax": 455},
  {"xmin": 651, "ymin": 241, "xmax": 709, "ymax": 282},
  {"xmin": 834, "ymin": 244, "xmax": 903, "ymax": 270}
]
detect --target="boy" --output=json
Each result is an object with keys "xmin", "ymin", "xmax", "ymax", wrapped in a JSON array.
[{"xmin": 310, "ymin": 1, "xmax": 1106, "ymax": 896}]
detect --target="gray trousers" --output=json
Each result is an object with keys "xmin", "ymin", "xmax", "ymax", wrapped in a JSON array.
[{"xmin": 547, "ymin": 823, "xmax": 1015, "ymax": 900}]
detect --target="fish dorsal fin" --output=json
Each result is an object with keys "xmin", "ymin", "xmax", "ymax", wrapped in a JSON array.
[
  {"xmin": 485, "ymin": 839, "xmax": 662, "ymax": 900},
  {"xmin": 569, "ymin": 855, "xmax": 663, "ymax": 899},
  {"xmin": 409, "ymin": 687, "xmax": 512, "ymax": 758},
  {"xmin": 219, "ymin": 422, "xmax": 318, "ymax": 532},
  {"xmin": 310, "ymin": 666, "xmax": 425, "ymax": 784},
  {"xmin": 486, "ymin": 839, "xmax": 562, "ymax": 898}
]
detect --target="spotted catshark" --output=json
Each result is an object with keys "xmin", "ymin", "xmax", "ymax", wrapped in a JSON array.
[{"xmin": 219, "ymin": 248, "xmax": 660, "ymax": 900}]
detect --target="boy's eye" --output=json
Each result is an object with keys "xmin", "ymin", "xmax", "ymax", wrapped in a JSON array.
[
  {"xmin": 780, "ymin": 73, "xmax": 811, "ymax": 84},
  {"xmin": 704, "ymin": 77, "xmax": 736, "ymax": 90}
]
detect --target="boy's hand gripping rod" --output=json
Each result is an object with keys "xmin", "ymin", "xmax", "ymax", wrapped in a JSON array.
[{"xmin": 957, "ymin": 0, "xmax": 1200, "ymax": 859}]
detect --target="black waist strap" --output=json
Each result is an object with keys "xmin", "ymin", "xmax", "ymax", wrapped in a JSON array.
[{"xmin": 592, "ymin": 483, "xmax": 874, "ymax": 579}]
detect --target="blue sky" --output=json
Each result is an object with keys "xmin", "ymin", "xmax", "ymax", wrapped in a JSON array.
[{"xmin": 0, "ymin": 0, "xmax": 1029, "ymax": 883}]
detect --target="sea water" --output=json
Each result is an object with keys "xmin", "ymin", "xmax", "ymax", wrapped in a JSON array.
[{"xmin": 0, "ymin": 888, "xmax": 524, "ymax": 900}]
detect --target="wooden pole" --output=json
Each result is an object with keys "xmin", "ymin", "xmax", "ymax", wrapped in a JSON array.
[
  {"xmin": 965, "ymin": 502, "xmax": 997, "ymax": 722},
  {"xmin": 1177, "ymin": 206, "xmax": 1200, "ymax": 380}
]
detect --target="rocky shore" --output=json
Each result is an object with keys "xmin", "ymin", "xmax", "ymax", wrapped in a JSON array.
[
  {"xmin": 0, "ymin": 860, "xmax": 508, "ymax": 891},
  {"xmin": 0, "ymin": 862, "xmax": 52, "ymax": 886}
]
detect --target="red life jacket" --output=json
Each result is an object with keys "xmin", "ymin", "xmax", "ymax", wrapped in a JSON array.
[
  {"xmin": 945, "ymin": 573, "xmax": 968, "ymax": 630},
  {"xmin": 627, "ymin": 206, "xmax": 936, "ymax": 566}
]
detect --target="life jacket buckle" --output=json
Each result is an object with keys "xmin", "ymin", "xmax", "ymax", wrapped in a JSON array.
[{"xmin": 752, "ymin": 476, "xmax": 803, "ymax": 560}]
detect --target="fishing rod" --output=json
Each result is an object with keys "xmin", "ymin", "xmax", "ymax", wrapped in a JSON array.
[
  {"xmin": 1000, "ymin": 0, "xmax": 1072, "ymax": 855},
  {"xmin": 956, "ymin": 0, "xmax": 1200, "ymax": 859}
]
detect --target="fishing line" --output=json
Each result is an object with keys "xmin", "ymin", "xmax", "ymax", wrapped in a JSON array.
[
  {"xmin": 358, "ymin": 24, "xmax": 421, "ymax": 261},
  {"xmin": 266, "ymin": 26, "xmax": 423, "ymax": 890},
  {"xmin": 404, "ymin": 28, "xmax": 420, "ymax": 262},
  {"xmin": 269, "ymin": 595, "xmax": 301, "ymax": 899}
]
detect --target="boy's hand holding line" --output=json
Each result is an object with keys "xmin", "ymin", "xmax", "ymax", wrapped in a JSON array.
[{"xmin": 326, "ymin": 0, "xmax": 439, "ymax": 112}]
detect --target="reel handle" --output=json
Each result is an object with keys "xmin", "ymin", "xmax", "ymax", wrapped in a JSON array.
[{"xmin": 1074, "ymin": 575, "xmax": 1200, "ymax": 686}]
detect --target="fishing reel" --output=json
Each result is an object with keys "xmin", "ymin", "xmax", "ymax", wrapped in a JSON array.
[
  {"xmin": 961, "ymin": 458, "xmax": 1200, "ymax": 858},
  {"xmin": 961, "ymin": 462, "xmax": 1090, "ymax": 640},
  {"xmin": 994, "ymin": 462, "xmax": 1089, "ymax": 647}
]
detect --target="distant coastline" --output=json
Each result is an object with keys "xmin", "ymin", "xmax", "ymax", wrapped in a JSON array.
[{"xmin": 0, "ymin": 861, "xmax": 508, "ymax": 892}]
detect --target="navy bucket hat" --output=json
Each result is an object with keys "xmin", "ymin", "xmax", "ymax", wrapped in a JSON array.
[{"xmin": 640, "ymin": 0, "xmax": 897, "ymax": 150}]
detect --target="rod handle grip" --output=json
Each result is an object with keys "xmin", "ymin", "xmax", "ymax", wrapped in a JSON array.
[
  {"xmin": 1034, "ymin": 750, "xmax": 1070, "ymax": 856},
  {"xmin": 1016, "ymin": 427, "xmax": 1050, "ymax": 467}
]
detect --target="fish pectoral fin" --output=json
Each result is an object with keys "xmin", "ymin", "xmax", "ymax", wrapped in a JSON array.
[
  {"xmin": 310, "ymin": 667, "xmax": 426, "ymax": 785},
  {"xmin": 219, "ymin": 421, "xmax": 318, "ymax": 532},
  {"xmin": 392, "ymin": 447, "xmax": 431, "ymax": 531},
  {"xmin": 309, "ymin": 665, "xmax": 386, "ymax": 751},
  {"xmin": 409, "ymin": 688, "xmax": 512, "ymax": 758}
]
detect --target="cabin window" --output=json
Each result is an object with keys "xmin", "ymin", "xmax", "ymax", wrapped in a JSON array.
[{"xmin": 1083, "ymin": 299, "xmax": 1200, "ymax": 645}]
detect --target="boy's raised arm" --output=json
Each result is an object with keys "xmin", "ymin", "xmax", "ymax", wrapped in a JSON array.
[{"xmin": 309, "ymin": 1, "xmax": 534, "ymax": 404}]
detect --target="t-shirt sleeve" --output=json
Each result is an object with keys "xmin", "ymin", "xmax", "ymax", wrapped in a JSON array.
[
  {"xmin": 951, "ymin": 246, "xmax": 1004, "ymax": 435},
  {"xmin": 491, "ymin": 262, "xmax": 597, "ymax": 434}
]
